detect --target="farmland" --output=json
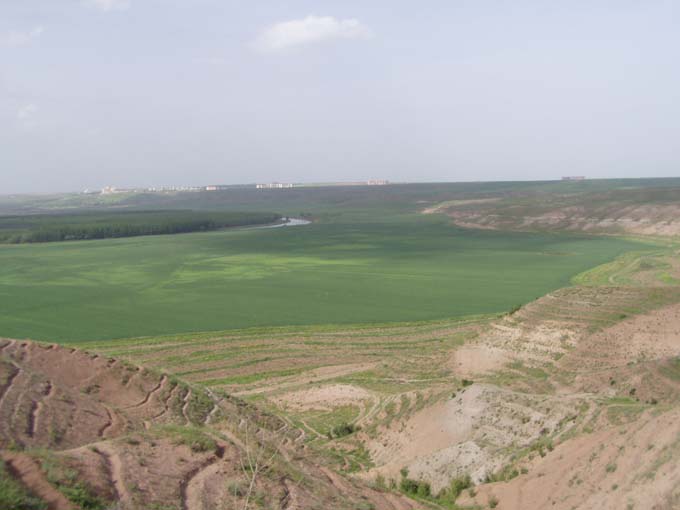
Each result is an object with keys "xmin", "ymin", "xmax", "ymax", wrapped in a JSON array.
[{"xmin": 0, "ymin": 211, "xmax": 638, "ymax": 342}]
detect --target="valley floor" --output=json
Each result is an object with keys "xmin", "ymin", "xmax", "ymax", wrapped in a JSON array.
[{"xmin": 3, "ymin": 244, "xmax": 680, "ymax": 509}]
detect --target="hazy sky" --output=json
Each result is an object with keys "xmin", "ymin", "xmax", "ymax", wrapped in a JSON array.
[{"xmin": 2, "ymin": 1, "xmax": 680, "ymax": 193}]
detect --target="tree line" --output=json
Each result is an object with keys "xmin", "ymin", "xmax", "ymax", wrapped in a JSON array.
[{"xmin": 0, "ymin": 210, "xmax": 280, "ymax": 244}]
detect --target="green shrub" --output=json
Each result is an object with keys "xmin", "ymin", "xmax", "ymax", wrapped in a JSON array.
[
  {"xmin": 58, "ymin": 484, "xmax": 107, "ymax": 510},
  {"xmin": 0, "ymin": 460, "xmax": 47, "ymax": 510},
  {"xmin": 330, "ymin": 422, "xmax": 359, "ymax": 438},
  {"xmin": 438, "ymin": 474, "xmax": 472, "ymax": 503},
  {"xmin": 399, "ymin": 477, "xmax": 431, "ymax": 498},
  {"xmin": 35, "ymin": 454, "xmax": 107, "ymax": 510},
  {"xmin": 485, "ymin": 463, "xmax": 524, "ymax": 483}
]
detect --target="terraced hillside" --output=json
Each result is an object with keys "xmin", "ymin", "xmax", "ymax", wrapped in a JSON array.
[
  {"xmin": 0, "ymin": 340, "xmax": 419, "ymax": 510},
  {"xmin": 68, "ymin": 247, "xmax": 680, "ymax": 510}
]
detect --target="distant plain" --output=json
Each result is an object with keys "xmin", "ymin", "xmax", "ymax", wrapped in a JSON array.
[{"xmin": 0, "ymin": 182, "xmax": 643, "ymax": 342}]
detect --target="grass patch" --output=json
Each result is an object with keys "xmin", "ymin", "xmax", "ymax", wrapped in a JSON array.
[
  {"xmin": 659, "ymin": 357, "xmax": 680, "ymax": 382},
  {"xmin": 32, "ymin": 451, "xmax": 109, "ymax": 509},
  {"xmin": 185, "ymin": 388, "xmax": 215, "ymax": 425},
  {"xmin": 157, "ymin": 425, "xmax": 217, "ymax": 453},
  {"xmin": 0, "ymin": 459, "xmax": 47, "ymax": 510},
  {"xmin": 298, "ymin": 405, "xmax": 361, "ymax": 438}
]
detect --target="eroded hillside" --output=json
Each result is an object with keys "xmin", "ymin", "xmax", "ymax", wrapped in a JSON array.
[
  {"xmin": 423, "ymin": 185, "xmax": 680, "ymax": 237},
  {"xmin": 0, "ymin": 340, "xmax": 419, "ymax": 510},
  {"xmin": 69, "ymin": 247, "xmax": 680, "ymax": 510},
  {"xmin": 4, "ymin": 181, "xmax": 680, "ymax": 509}
]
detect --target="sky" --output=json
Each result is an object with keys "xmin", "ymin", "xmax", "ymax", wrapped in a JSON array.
[{"xmin": 2, "ymin": 1, "xmax": 680, "ymax": 193}]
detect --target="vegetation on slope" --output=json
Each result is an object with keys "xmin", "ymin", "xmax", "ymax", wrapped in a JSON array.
[{"xmin": 0, "ymin": 459, "xmax": 46, "ymax": 510}]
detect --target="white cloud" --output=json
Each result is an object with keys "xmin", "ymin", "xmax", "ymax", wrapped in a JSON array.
[
  {"xmin": 2, "ymin": 26, "xmax": 44, "ymax": 48},
  {"xmin": 254, "ymin": 15, "xmax": 371, "ymax": 53},
  {"xmin": 86, "ymin": 0, "xmax": 130, "ymax": 12},
  {"xmin": 16, "ymin": 104, "xmax": 38, "ymax": 129}
]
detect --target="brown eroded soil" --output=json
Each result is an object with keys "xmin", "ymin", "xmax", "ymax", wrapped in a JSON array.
[{"xmin": 0, "ymin": 338, "xmax": 421, "ymax": 510}]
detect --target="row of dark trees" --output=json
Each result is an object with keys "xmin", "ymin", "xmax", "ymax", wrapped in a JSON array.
[{"xmin": 0, "ymin": 211, "xmax": 280, "ymax": 243}]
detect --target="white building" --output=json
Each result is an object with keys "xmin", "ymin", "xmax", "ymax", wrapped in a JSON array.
[{"xmin": 256, "ymin": 183, "xmax": 294, "ymax": 189}]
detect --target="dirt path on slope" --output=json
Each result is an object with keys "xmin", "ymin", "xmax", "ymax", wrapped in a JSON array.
[
  {"xmin": 2, "ymin": 451, "xmax": 75, "ymax": 510},
  {"xmin": 125, "ymin": 375, "xmax": 167, "ymax": 410},
  {"xmin": 93, "ymin": 443, "xmax": 133, "ymax": 509},
  {"xmin": 183, "ymin": 445, "xmax": 226, "ymax": 510}
]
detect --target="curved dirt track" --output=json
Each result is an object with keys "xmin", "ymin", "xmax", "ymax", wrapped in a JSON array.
[{"xmin": 2, "ymin": 451, "xmax": 75, "ymax": 510}]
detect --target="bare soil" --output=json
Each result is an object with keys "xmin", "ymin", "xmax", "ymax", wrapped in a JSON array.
[{"xmin": 0, "ymin": 339, "xmax": 419, "ymax": 510}]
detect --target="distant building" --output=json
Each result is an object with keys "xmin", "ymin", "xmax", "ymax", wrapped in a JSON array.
[
  {"xmin": 146, "ymin": 186, "xmax": 201, "ymax": 193},
  {"xmin": 256, "ymin": 183, "xmax": 294, "ymax": 189},
  {"xmin": 562, "ymin": 176, "xmax": 585, "ymax": 181},
  {"xmin": 100, "ymin": 186, "xmax": 119, "ymax": 194},
  {"xmin": 205, "ymin": 185, "xmax": 218, "ymax": 191},
  {"xmin": 366, "ymin": 179, "xmax": 390, "ymax": 185}
]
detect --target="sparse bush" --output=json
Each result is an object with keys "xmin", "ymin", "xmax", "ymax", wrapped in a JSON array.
[
  {"xmin": 489, "ymin": 495, "xmax": 499, "ymax": 508},
  {"xmin": 374, "ymin": 473, "xmax": 386, "ymax": 490},
  {"xmin": 399, "ymin": 477, "xmax": 431, "ymax": 498},
  {"xmin": 329, "ymin": 422, "xmax": 359, "ymax": 439},
  {"xmin": 438, "ymin": 474, "xmax": 471, "ymax": 503},
  {"xmin": 461, "ymin": 379, "xmax": 474, "ymax": 387},
  {"xmin": 186, "ymin": 389, "xmax": 215, "ymax": 425},
  {"xmin": 398, "ymin": 468, "xmax": 431, "ymax": 497},
  {"xmin": 228, "ymin": 480, "xmax": 246, "ymax": 497},
  {"xmin": 81, "ymin": 384, "xmax": 99, "ymax": 394},
  {"xmin": 529, "ymin": 436, "xmax": 554, "ymax": 458},
  {"xmin": 485, "ymin": 463, "xmax": 521, "ymax": 483}
]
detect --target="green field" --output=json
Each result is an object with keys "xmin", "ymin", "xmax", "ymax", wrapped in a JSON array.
[{"xmin": 0, "ymin": 210, "xmax": 639, "ymax": 342}]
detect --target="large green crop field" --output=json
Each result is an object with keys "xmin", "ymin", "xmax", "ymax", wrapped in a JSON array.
[{"xmin": 0, "ymin": 210, "xmax": 639, "ymax": 342}]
